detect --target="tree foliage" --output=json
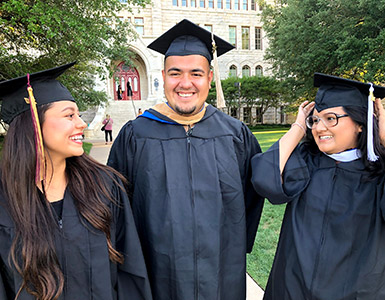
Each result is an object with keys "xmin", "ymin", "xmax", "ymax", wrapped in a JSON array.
[
  {"xmin": 208, "ymin": 75, "xmax": 285, "ymax": 123},
  {"xmin": 0, "ymin": 0, "xmax": 149, "ymax": 110},
  {"xmin": 261, "ymin": 0, "xmax": 385, "ymax": 100}
]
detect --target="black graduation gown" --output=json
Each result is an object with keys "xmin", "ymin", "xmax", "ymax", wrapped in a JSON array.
[
  {"xmin": 251, "ymin": 141, "xmax": 385, "ymax": 300},
  {"xmin": 0, "ymin": 173, "xmax": 153, "ymax": 300},
  {"xmin": 107, "ymin": 105, "xmax": 264, "ymax": 300}
]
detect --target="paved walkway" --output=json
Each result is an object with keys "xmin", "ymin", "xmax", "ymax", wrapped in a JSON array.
[{"xmin": 87, "ymin": 139, "xmax": 265, "ymax": 300}]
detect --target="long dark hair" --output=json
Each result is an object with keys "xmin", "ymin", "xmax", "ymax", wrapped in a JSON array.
[
  {"xmin": 304, "ymin": 105, "xmax": 385, "ymax": 179},
  {"xmin": 1, "ymin": 104, "xmax": 126, "ymax": 299}
]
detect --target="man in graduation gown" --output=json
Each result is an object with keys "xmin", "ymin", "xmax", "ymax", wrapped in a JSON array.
[{"xmin": 107, "ymin": 19, "xmax": 264, "ymax": 300}]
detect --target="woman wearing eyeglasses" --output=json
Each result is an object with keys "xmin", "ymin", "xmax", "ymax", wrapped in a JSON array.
[{"xmin": 251, "ymin": 73, "xmax": 385, "ymax": 300}]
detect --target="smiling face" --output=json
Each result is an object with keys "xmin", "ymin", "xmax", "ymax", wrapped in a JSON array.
[
  {"xmin": 162, "ymin": 55, "xmax": 213, "ymax": 116},
  {"xmin": 42, "ymin": 101, "xmax": 87, "ymax": 163},
  {"xmin": 312, "ymin": 106, "xmax": 362, "ymax": 154}
]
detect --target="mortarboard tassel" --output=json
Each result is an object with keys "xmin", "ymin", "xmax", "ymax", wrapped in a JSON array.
[
  {"xmin": 367, "ymin": 83, "xmax": 378, "ymax": 162},
  {"xmin": 211, "ymin": 32, "xmax": 226, "ymax": 109},
  {"xmin": 25, "ymin": 74, "xmax": 46, "ymax": 184}
]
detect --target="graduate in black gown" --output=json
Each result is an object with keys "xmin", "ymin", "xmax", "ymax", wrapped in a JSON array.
[
  {"xmin": 108, "ymin": 19, "xmax": 264, "ymax": 300},
  {"xmin": 252, "ymin": 73, "xmax": 385, "ymax": 300},
  {"xmin": 0, "ymin": 63, "xmax": 152, "ymax": 300}
]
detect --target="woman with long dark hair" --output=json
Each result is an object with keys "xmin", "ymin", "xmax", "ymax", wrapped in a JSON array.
[
  {"xmin": 0, "ymin": 63, "xmax": 152, "ymax": 300},
  {"xmin": 251, "ymin": 73, "xmax": 385, "ymax": 300}
]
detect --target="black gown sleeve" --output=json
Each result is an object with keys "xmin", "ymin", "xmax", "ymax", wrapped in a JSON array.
[
  {"xmin": 241, "ymin": 124, "xmax": 265, "ymax": 253},
  {"xmin": 112, "ymin": 177, "xmax": 153, "ymax": 300},
  {"xmin": 0, "ymin": 207, "xmax": 15, "ymax": 300},
  {"xmin": 251, "ymin": 140, "xmax": 310, "ymax": 204},
  {"xmin": 381, "ymin": 184, "xmax": 385, "ymax": 221},
  {"xmin": 0, "ymin": 265, "xmax": 8, "ymax": 300},
  {"xmin": 107, "ymin": 122, "xmax": 136, "ymax": 182}
]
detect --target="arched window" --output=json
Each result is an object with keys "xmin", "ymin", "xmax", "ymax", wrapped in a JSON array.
[
  {"xmin": 255, "ymin": 65, "xmax": 263, "ymax": 76},
  {"xmin": 242, "ymin": 65, "xmax": 250, "ymax": 77},
  {"xmin": 229, "ymin": 65, "xmax": 237, "ymax": 77}
]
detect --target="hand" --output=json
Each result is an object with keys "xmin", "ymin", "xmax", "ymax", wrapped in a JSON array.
[
  {"xmin": 374, "ymin": 98, "xmax": 385, "ymax": 147},
  {"xmin": 295, "ymin": 100, "xmax": 315, "ymax": 127}
]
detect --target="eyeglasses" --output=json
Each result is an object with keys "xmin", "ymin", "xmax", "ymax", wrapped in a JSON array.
[{"xmin": 305, "ymin": 113, "xmax": 349, "ymax": 129}]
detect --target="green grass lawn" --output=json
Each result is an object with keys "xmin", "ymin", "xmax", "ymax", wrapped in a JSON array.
[{"xmin": 246, "ymin": 128, "xmax": 288, "ymax": 290}]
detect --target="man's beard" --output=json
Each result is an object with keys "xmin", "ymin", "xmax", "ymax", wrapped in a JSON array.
[{"xmin": 175, "ymin": 105, "xmax": 197, "ymax": 115}]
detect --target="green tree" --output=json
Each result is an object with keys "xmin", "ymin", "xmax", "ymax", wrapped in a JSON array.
[
  {"xmin": 207, "ymin": 77, "xmax": 242, "ymax": 108},
  {"xmin": 241, "ymin": 76, "xmax": 283, "ymax": 123},
  {"xmin": 0, "ymin": 0, "xmax": 149, "ymax": 110},
  {"xmin": 207, "ymin": 75, "xmax": 284, "ymax": 124},
  {"xmin": 262, "ymin": 0, "xmax": 385, "ymax": 100}
]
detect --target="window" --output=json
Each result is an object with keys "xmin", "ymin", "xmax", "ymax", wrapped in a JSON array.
[
  {"xmin": 226, "ymin": 0, "xmax": 231, "ymax": 9},
  {"xmin": 229, "ymin": 65, "xmax": 237, "ymax": 77},
  {"xmin": 280, "ymin": 106, "xmax": 285, "ymax": 123},
  {"xmin": 134, "ymin": 17, "xmax": 144, "ymax": 35},
  {"xmin": 255, "ymin": 27, "xmax": 262, "ymax": 50},
  {"xmin": 251, "ymin": 0, "xmax": 256, "ymax": 10},
  {"xmin": 242, "ymin": 65, "xmax": 250, "ymax": 77},
  {"xmin": 234, "ymin": 0, "xmax": 239, "ymax": 9},
  {"xmin": 191, "ymin": 0, "xmax": 196, "ymax": 6},
  {"xmin": 255, "ymin": 65, "xmax": 263, "ymax": 76},
  {"xmin": 208, "ymin": 0, "xmax": 214, "ymax": 8},
  {"xmin": 204, "ymin": 24, "xmax": 212, "ymax": 32},
  {"xmin": 182, "ymin": 0, "xmax": 187, "ymax": 6},
  {"xmin": 255, "ymin": 107, "xmax": 262, "ymax": 123},
  {"xmin": 241, "ymin": 26, "xmax": 250, "ymax": 49},
  {"xmin": 172, "ymin": 0, "xmax": 178, "ymax": 5},
  {"xmin": 242, "ymin": 0, "xmax": 247, "ymax": 10},
  {"xmin": 229, "ymin": 26, "xmax": 236, "ymax": 47},
  {"xmin": 217, "ymin": 0, "xmax": 223, "ymax": 8},
  {"xmin": 200, "ymin": 0, "xmax": 205, "ymax": 7},
  {"xmin": 243, "ymin": 107, "xmax": 251, "ymax": 124},
  {"xmin": 231, "ymin": 108, "xmax": 238, "ymax": 118}
]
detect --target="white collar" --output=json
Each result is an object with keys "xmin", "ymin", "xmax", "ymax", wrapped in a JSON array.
[{"xmin": 324, "ymin": 149, "xmax": 362, "ymax": 162}]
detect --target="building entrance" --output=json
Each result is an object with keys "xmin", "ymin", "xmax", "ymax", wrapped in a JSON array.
[{"xmin": 114, "ymin": 62, "xmax": 141, "ymax": 100}]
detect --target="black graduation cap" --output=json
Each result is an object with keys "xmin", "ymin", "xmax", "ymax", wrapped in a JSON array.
[
  {"xmin": 314, "ymin": 72, "xmax": 385, "ymax": 162},
  {"xmin": 0, "ymin": 62, "xmax": 76, "ymax": 124},
  {"xmin": 147, "ymin": 19, "xmax": 234, "ymax": 62},
  {"xmin": 314, "ymin": 72, "xmax": 385, "ymax": 112}
]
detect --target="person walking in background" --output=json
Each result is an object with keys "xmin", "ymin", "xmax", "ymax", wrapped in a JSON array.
[
  {"xmin": 102, "ymin": 114, "xmax": 113, "ymax": 144},
  {"xmin": 0, "ymin": 63, "xmax": 152, "ymax": 300},
  {"xmin": 127, "ymin": 81, "xmax": 133, "ymax": 100},
  {"xmin": 137, "ymin": 108, "xmax": 142, "ymax": 116},
  {"xmin": 251, "ymin": 73, "xmax": 385, "ymax": 300},
  {"xmin": 117, "ymin": 84, "xmax": 123, "ymax": 100},
  {"xmin": 108, "ymin": 19, "xmax": 264, "ymax": 300}
]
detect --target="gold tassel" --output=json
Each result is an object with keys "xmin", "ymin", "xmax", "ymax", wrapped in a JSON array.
[
  {"xmin": 211, "ymin": 32, "xmax": 226, "ymax": 109},
  {"xmin": 24, "ymin": 77, "xmax": 45, "ymax": 184}
]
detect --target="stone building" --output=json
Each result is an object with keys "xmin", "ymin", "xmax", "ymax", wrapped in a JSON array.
[{"xmin": 86, "ymin": 0, "xmax": 287, "ymax": 139}]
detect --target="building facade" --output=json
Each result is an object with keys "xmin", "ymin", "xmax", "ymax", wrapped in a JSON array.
[{"xmin": 91, "ymin": 0, "xmax": 287, "ymax": 135}]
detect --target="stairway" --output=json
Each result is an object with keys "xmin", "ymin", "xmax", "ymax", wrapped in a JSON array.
[{"xmin": 84, "ymin": 99, "xmax": 158, "ymax": 140}]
